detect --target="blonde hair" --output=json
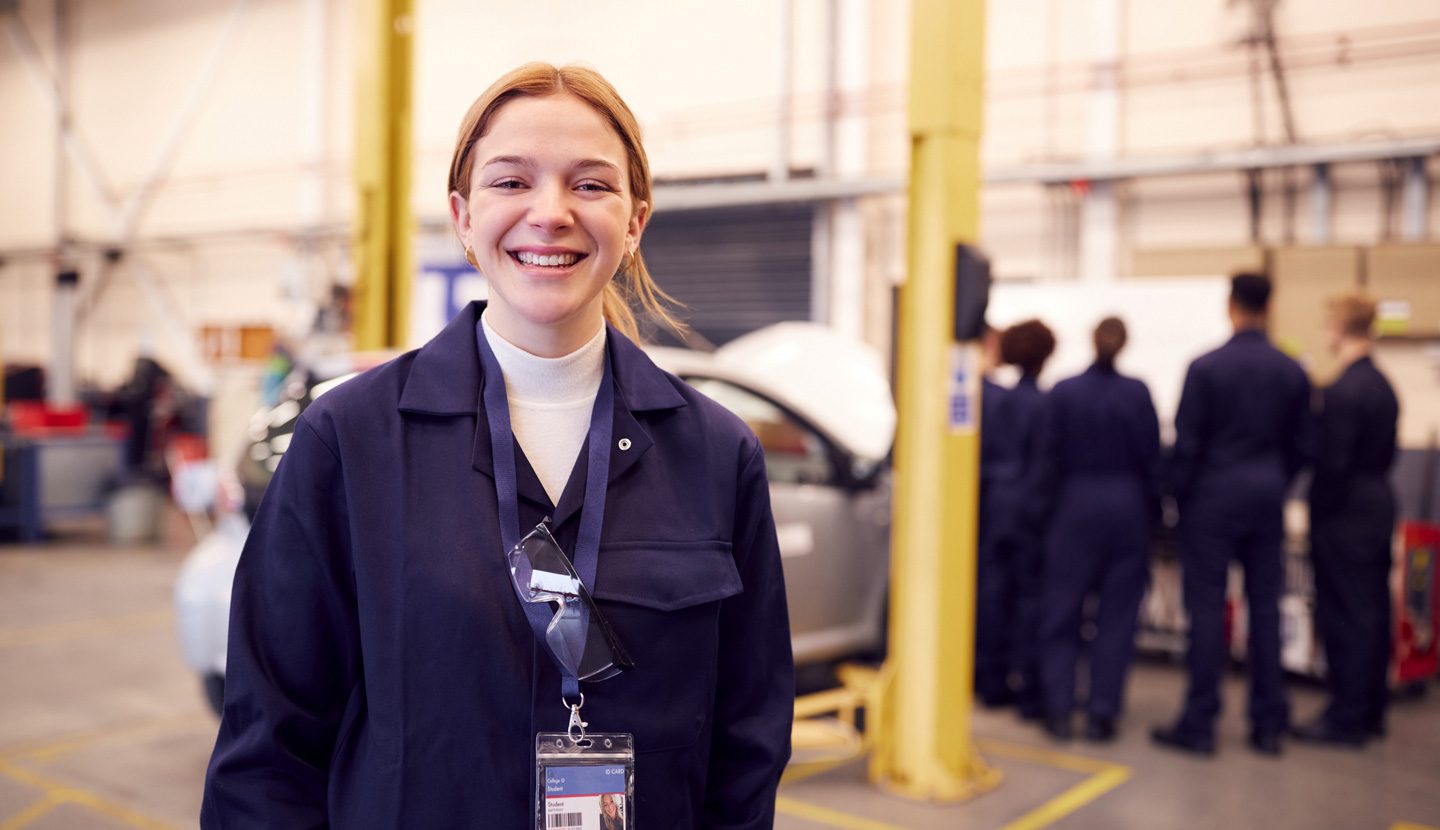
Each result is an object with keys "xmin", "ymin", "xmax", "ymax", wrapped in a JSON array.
[
  {"xmin": 1327, "ymin": 293, "xmax": 1377, "ymax": 338},
  {"xmin": 447, "ymin": 62, "xmax": 683, "ymax": 342}
]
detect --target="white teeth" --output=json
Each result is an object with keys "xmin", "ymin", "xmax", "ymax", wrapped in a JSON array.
[{"xmin": 516, "ymin": 251, "xmax": 579, "ymax": 267}]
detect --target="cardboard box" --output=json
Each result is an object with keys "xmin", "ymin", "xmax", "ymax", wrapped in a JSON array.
[
  {"xmin": 1270, "ymin": 246, "xmax": 1363, "ymax": 383},
  {"xmin": 200, "ymin": 325, "xmax": 277, "ymax": 363},
  {"xmin": 1367, "ymin": 244, "xmax": 1440, "ymax": 338},
  {"xmin": 1130, "ymin": 245, "xmax": 1267, "ymax": 278}
]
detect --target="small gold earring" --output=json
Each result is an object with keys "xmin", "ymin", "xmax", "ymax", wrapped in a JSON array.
[{"xmin": 464, "ymin": 246, "xmax": 479, "ymax": 268}]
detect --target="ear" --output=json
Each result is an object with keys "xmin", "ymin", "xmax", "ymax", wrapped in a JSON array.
[
  {"xmin": 626, "ymin": 199, "xmax": 650, "ymax": 252},
  {"xmin": 449, "ymin": 190, "xmax": 472, "ymax": 248}
]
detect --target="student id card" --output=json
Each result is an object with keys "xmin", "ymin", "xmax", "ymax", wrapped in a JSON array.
[{"xmin": 536, "ymin": 733, "xmax": 635, "ymax": 830}]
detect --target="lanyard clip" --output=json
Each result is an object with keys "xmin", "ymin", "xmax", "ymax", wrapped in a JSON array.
[{"xmin": 565, "ymin": 694, "xmax": 588, "ymax": 742}]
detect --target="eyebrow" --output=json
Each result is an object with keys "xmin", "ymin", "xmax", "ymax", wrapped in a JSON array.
[{"xmin": 479, "ymin": 155, "xmax": 621, "ymax": 175}]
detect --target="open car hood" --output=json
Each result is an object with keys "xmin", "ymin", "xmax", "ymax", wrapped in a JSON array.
[{"xmin": 650, "ymin": 323, "xmax": 895, "ymax": 463}]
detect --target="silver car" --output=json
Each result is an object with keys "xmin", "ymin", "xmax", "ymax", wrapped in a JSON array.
[{"xmin": 175, "ymin": 323, "xmax": 895, "ymax": 712}]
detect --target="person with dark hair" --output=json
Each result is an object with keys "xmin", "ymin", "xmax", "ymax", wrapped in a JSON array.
[
  {"xmin": 1153, "ymin": 273, "xmax": 1313, "ymax": 758},
  {"xmin": 976, "ymin": 323, "xmax": 1018, "ymax": 707},
  {"xmin": 120, "ymin": 355, "xmax": 172, "ymax": 475},
  {"xmin": 1292, "ymin": 294, "xmax": 1398, "ymax": 747},
  {"xmin": 1033, "ymin": 317, "xmax": 1160, "ymax": 742},
  {"xmin": 995, "ymin": 318, "xmax": 1057, "ymax": 718},
  {"xmin": 1000, "ymin": 320, "xmax": 1057, "ymax": 378},
  {"xmin": 1230, "ymin": 271, "xmax": 1273, "ymax": 312}
]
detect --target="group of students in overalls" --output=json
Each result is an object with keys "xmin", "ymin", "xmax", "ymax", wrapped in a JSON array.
[{"xmin": 976, "ymin": 273, "xmax": 1399, "ymax": 757}]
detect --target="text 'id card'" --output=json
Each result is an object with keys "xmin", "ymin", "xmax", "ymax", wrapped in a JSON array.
[
  {"xmin": 544, "ymin": 765, "xmax": 628, "ymax": 829},
  {"xmin": 536, "ymin": 732, "xmax": 634, "ymax": 830}
]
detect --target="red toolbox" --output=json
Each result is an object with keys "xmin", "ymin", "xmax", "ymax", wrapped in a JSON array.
[{"xmin": 1395, "ymin": 521, "xmax": 1439, "ymax": 689}]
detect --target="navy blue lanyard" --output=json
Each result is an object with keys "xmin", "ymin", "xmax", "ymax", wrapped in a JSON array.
[{"xmin": 475, "ymin": 321, "xmax": 614, "ymax": 702}]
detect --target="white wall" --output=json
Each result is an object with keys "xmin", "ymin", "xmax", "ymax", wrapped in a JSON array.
[{"xmin": 1, "ymin": 0, "xmax": 1437, "ymax": 399}]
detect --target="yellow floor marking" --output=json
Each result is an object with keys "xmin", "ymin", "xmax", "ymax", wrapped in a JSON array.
[
  {"xmin": 0, "ymin": 796, "xmax": 60, "ymax": 830},
  {"xmin": 975, "ymin": 738, "xmax": 1125, "ymax": 775},
  {"xmin": 0, "ymin": 758, "xmax": 179, "ymax": 830},
  {"xmin": 997, "ymin": 765, "xmax": 1131, "ymax": 830},
  {"xmin": 977, "ymin": 739, "xmax": 1132, "ymax": 830},
  {"xmin": 782, "ymin": 756, "xmax": 856, "ymax": 785},
  {"xmin": 1391, "ymin": 823, "xmax": 1440, "ymax": 830},
  {"xmin": 1, "ymin": 712, "xmax": 214, "ymax": 764},
  {"xmin": 777, "ymin": 738, "xmax": 1132, "ymax": 830},
  {"xmin": 0, "ymin": 610, "xmax": 174, "ymax": 649},
  {"xmin": 774, "ymin": 795, "xmax": 911, "ymax": 830}
]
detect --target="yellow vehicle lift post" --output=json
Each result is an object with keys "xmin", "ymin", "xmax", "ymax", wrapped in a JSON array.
[
  {"xmin": 353, "ymin": 0, "xmax": 414, "ymax": 350},
  {"xmin": 869, "ymin": 0, "xmax": 999, "ymax": 800}
]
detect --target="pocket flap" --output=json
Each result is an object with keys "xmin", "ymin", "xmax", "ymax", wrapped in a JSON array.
[{"xmin": 593, "ymin": 541, "xmax": 743, "ymax": 611}]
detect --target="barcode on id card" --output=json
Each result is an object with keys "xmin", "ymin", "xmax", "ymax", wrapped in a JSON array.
[{"xmin": 547, "ymin": 813, "xmax": 583, "ymax": 829}]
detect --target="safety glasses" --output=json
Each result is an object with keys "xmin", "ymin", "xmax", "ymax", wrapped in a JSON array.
[{"xmin": 506, "ymin": 522, "xmax": 634, "ymax": 683}]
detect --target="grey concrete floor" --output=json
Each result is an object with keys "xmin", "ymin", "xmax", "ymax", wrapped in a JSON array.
[
  {"xmin": 1, "ymin": 516, "xmax": 1438, "ymax": 830},
  {"xmin": 777, "ymin": 664, "xmax": 1440, "ymax": 830}
]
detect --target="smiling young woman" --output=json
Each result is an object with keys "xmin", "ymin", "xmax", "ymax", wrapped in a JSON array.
[
  {"xmin": 201, "ymin": 63, "xmax": 794, "ymax": 830},
  {"xmin": 447, "ymin": 63, "xmax": 682, "ymax": 357}
]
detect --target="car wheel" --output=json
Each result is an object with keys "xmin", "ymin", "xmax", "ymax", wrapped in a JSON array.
[{"xmin": 203, "ymin": 672, "xmax": 225, "ymax": 716}]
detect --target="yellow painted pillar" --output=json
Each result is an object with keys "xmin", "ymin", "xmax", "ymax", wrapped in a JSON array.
[
  {"xmin": 352, "ymin": 0, "xmax": 413, "ymax": 350},
  {"xmin": 869, "ymin": 0, "xmax": 998, "ymax": 800}
]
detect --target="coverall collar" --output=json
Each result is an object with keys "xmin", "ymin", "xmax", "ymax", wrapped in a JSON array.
[
  {"xmin": 398, "ymin": 300, "xmax": 688, "ymax": 522},
  {"xmin": 1336, "ymin": 353, "xmax": 1375, "ymax": 382}
]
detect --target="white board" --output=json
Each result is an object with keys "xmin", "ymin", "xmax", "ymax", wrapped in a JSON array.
[{"xmin": 987, "ymin": 277, "xmax": 1233, "ymax": 441}]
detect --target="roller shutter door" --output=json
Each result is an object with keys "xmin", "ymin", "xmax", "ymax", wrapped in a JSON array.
[{"xmin": 638, "ymin": 204, "xmax": 813, "ymax": 346}]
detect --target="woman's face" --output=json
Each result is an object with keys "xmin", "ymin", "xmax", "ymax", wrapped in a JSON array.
[
  {"xmin": 602, "ymin": 796, "xmax": 618, "ymax": 817},
  {"xmin": 451, "ymin": 93, "xmax": 648, "ymax": 353}
]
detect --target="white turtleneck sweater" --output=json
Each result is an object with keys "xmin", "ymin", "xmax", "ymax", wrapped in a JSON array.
[{"xmin": 480, "ymin": 311, "xmax": 606, "ymax": 506}]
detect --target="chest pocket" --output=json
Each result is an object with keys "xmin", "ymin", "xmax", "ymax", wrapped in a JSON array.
[
  {"xmin": 591, "ymin": 540, "xmax": 743, "ymax": 609},
  {"xmin": 587, "ymin": 540, "xmax": 744, "ymax": 752}
]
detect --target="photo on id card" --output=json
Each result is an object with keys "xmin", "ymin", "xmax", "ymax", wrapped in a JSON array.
[{"xmin": 543, "ymin": 765, "xmax": 628, "ymax": 829}]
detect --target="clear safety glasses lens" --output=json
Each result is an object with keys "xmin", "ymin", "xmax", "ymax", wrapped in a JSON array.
[{"xmin": 506, "ymin": 523, "xmax": 633, "ymax": 682}]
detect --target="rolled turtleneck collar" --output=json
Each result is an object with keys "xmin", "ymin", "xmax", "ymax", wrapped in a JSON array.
[
  {"xmin": 480, "ymin": 310, "xmax": 606, "ymax": 406},
  {"xmin": 479, "ymin": 310, "xmax": 607, "ymax": 505}
]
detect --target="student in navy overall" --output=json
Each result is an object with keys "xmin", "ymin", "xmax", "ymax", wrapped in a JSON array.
[
  {"xmin": 1292, "ymin": 294, "xmax": 1398, "ymax": 748},
  {"xmin": 976, "ymin": 323, "xmax": 1018, "ymax": 707},
  {"xmin": 201, "ymin": 63, "xmax": 794, "ymax": 829},
  {"xmin": 996, "ymin": 319, "xmax": 1057, "ymax": 719},
  {"xmin": 1153, "ymin": 273, "xmax": 1312, "ymax": 757},
  {"xmin": 1035, "ymin": 317, "xmax": 1160, "ymax": 742}
]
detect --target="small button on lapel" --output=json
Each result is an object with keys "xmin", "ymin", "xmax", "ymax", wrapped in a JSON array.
[{"xmin": 617, "ymin": 438, "xmax": 632, "ymax": 451}]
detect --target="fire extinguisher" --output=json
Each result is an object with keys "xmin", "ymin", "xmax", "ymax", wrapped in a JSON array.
[{"xmin": 1395, "ymin": 432, "xmax": 1439, "ymax": 691}]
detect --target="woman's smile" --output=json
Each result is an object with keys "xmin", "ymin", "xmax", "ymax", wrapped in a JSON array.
[{"xmin": 509, "ymin": 246, "xmax": 588, "ymax": 274}]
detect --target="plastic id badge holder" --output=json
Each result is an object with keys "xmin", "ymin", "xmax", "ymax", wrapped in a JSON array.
[{"xmin": 536, "ymin": 732, "xmax": 635, "ymax": 830}]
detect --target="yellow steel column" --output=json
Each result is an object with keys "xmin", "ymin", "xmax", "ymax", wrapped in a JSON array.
[
  {"xmin": 869, "ymin": 0, "xmax": 998, "ymax": 800},
  {"xmin": 352, "ymin": 0, "xmax": 413, "ymax": 350}
]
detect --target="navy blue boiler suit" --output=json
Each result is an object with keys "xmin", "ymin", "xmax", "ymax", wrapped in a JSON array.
[
  {"xmin": 1036, "ymin": 365, "xmax": 1161, "ymax": 721},
  {"xmin": 1309, "ymin": 355, "xmax": 1399, "ymax": 736},
  {"xmin": 976, "ymin": 377, "xmax": 1018, "ymax": 705},
  {"xmin": 201, "ymin": 303, "xmax": 795, "ymax": 828},
  {"xmin": 1003, "ymin": 373, "xmax": 1049, "ymax": 716},
  {"xmin": 1169, "ymin": 329, "xmax": 1312, "ymax": 739}
]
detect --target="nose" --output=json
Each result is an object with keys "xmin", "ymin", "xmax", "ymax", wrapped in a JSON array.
[{"xmin": 527, "ymin": 179, "xmax": 573, "ymax": 233}]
